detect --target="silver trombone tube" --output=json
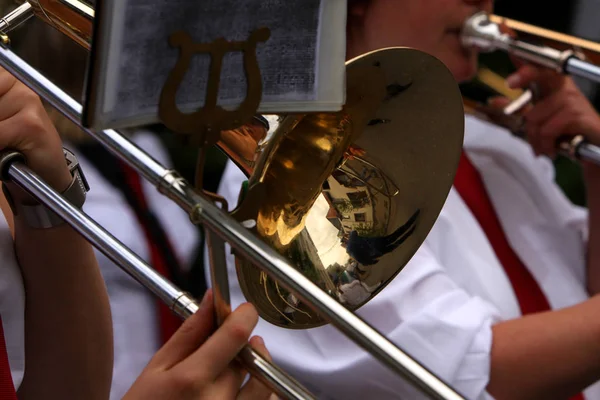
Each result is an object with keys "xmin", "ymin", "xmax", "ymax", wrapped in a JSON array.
[
  {"xmin": 566, "ymin": 57, "xmax": 600, "ymax": 84},
  {"xmin": 558, "ymin": 135, "xmax": 600, "ymax": 166},
  {"xmin": 562, "ymin": 141, "xmax": 600, "ymax": 165},
  {"xmin": 0, "ymin": 40, "xmax": 465, "ymax": 400},
  {"xmin": 0, "ymin": 2, "xmax": 33, "ymax": 34},
  {"xmin": 3, "ymin": 155, "xmax": 196, "ymax": 315},
  {"xmin": 578, "ymin": 142, "xmax": 600, "ymax": 164},
  {"xmin": 461, "ymin": 12, "xmax": 600, "ymax": 83}
]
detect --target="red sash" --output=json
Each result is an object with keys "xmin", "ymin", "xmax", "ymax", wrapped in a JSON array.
[
  {"xmin": 454, "ymin": 152, "xmax": 584, "ymax": 400},
  {"xmin": 120, "ymin": 163, "xmax": 182, "ymax": 344}
]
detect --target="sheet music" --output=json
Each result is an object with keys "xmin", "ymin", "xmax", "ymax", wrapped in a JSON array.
[{"xmin": 111, "ymin": 0, "xmax": 322, "ymax": 121}]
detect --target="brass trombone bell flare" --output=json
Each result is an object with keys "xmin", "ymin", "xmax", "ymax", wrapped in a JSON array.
[{"xmin": 227, "ymin": 48, "xmax": 465, "ymax": 329}]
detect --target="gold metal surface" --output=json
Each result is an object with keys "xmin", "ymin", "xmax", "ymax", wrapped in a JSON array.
[{"xmin": 226, "ymin": 48, "xmax": 465, "ymax": 329}]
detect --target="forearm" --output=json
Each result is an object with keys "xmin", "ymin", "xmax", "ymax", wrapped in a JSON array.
[
  {"xmin": 15, "ymin": 219, "xmax": 113, "ymax": 400},
  {"xmin": 488, "ymin": 295, "xmax": 600, "ymax": 399},
  {"xmin": 583, "ymin": 162, "xmax": 600, "ymax": 294}
]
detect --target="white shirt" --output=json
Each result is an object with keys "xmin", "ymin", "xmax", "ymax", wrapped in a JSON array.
[
  {"xmin": 74, "ymin": 131, "xmax": 200, "ymax": 400},
  {"xmin": 207, "ymin": 115, "xmax": 600, "ymax": 399}
]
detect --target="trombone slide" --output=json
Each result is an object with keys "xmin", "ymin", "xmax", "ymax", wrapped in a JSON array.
[
  {"xmin": 461, "ymin": 12, "xmax": 600, "ymax": 84},
  {"xmin": 502, "ymin": 94, "xmax": 600, "ymax": 165},
  {"xmin": 462, "ymin": 12, "xmax": 600, "ymax": 166}
]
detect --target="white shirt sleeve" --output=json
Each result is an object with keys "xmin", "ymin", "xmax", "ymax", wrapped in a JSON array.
[{"xmin": 529, "ymin": 153, "xmax": 588, "ymax": 243}]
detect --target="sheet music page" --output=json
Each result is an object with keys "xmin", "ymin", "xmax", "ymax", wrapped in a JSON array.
[{"xmin": 111, "ymin": 0, "xmax": 322, "ymax": 121}]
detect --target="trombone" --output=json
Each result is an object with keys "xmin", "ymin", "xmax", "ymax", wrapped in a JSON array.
[
  {"xmin": 0, "ymin": 1, "xmax": 467, "ymax": 399},
  {"xmin": 461, "ymin": 11, "xmax": 600, "ymax": 166}
]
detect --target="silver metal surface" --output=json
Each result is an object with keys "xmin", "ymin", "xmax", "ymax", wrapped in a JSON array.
[
  {"xmin": 195, "ymin": 193, "xmax": 464, "ymax": 400},
  {"xmin": 501, "ymin": 82, "xmax": 600, "ymax": 166},
  {"xmin": 462, "ymin": 12, "xmax": 600, "ymax": 82},
  {"xmin": 566, "ymin": 57, "xmax": 600, "ymax": 84},
  {"xmin": 578, "ymin": 141, "xmax": 600, "ymax": 164},
  {"xmin": 206, "ymin": 231, "xmax": 232, "ymax": 326},
  {"xmin": 8, "ymin": 154, "xmax": 314, "ymax": 400},
  {"xmin": 7, "ymin": 161, "xmax": 188, "ymax": 309},
  {"xmin": 239, "ymin": 346, "xmax": 317, "ymax": 400},
  {"xmin": 0, "ymin": 3, "xmax": 34, "ymax": 34},
  {"xmin": 206, "ymin": 230, "xmax": 316, "ymax": 400},
  {"xmin": 0, "ymin": 42, "xmax": 465, "ymax": 400}
]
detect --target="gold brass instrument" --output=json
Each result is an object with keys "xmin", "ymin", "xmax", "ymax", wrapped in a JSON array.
[
  {"xmin": 0, "ymin": 1, "xmax": 468, "ymax": 399},
  {"xmin": 234, "ymin": 51, "xmax": 464, "ymax": 329},
  {"xmin": 461, "ymin": 12, "xmax": 600, "ymax": 165}
]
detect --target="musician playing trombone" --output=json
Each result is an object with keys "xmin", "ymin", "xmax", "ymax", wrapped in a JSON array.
[
  {"xmin": 0, "ymin": 66, "xmax": 272, "ymax": 399},
  {"xmin": 214, "ymin": 0, "xmax": 600, "ymax": 399}
]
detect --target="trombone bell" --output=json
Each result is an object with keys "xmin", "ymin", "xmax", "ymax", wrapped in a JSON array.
[{"xmin": 230, "ymin": 48, "xmax": 465, "ymax": 329}]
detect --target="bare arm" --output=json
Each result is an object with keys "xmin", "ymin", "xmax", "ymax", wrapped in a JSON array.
[
  {"xmin": 583, "ymin": 163, "xmax": 600, "ymax": 294},
  {"xmin": 0, "ymin": 69, "xmax": 113, "ymax": 400},
  {"xmin": 487, "ymin": 295, "xmax": 600, "ymax": 399},
  {"xmin": 487, "ymin": 161, "xmax": 600, "ymax": 398},
  {"xmin": 12, "ymin": 202, "xmax": 113, "ymax": 400}
]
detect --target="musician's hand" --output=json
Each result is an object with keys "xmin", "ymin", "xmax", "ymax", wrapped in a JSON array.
[
  {"xmin": 0, "ymin": 67, "xmax": 71, "ymax": 196},
  {"xmin": 123, "ymin": 289, "xmax": 273, "ymax": 400},
  {"xmin": 503, "ymin": 63, "xmax": 600, "ymax": 158}
]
